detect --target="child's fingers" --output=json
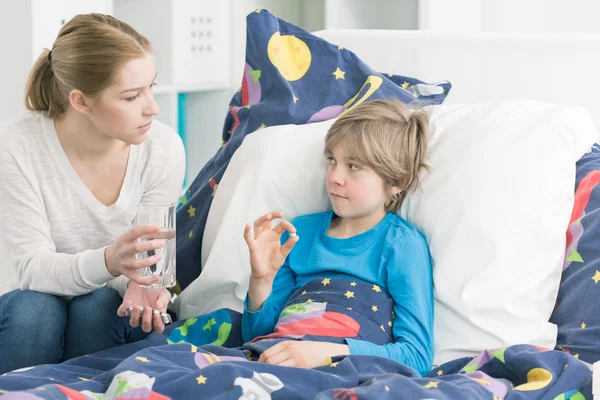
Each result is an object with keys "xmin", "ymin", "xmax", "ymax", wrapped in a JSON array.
[
  {"xmin": 280, "ymin": 234, "xmax": 299, "ymax": 259},
  {"xmin": 272, "ymin": 220, "xmax": 296, "ymax": 236},
  {"xmin": 254, "ymin": 211, "xmax": 284, "ymax": 238},
  {"xmin": 243, "ymin": 223, "xmax": 254, "ymax": 246}
]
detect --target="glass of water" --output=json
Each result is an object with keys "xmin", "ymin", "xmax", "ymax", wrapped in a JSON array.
[{"xmin": 133, "ymin": 202, "xmax": 176, "ymax": 288}]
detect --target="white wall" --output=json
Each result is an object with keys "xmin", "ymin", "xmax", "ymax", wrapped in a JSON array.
[
  {"xmin": 0, "ymin": 1, "xmax": 32, "ymax": 121},
  {"xmin": 480, "ymin": 0, "xmax": 600, "ymax": 33},
  {"xmin": 420, "ymin": 0, "xmax": 600, "ymax": 33}
]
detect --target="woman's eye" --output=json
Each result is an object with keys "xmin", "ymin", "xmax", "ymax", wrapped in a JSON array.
[
  {"xmin": 327, "ymin": 157, "xmax": 336, "ymax": 164},
  {"xmin": 349, "ymin": 163, "xmax": 360, "ymax": 171},
  {"xmin": 126, "ymin": 93, "xmax": 140, "ymax": 101}
]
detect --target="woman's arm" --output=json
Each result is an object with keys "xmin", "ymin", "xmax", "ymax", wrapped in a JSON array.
[
  {"xmin": 343, "ymin": 230, "xmax": 434, "ymax": 377},
  {"xmin": 0, "ymin": 129, "xmax": 117, "ymax": 296}
]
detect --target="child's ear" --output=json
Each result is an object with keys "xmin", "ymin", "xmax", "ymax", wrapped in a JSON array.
[{"xmin": 389, "ymin": 185, "xmax": 402, "ymax": 197}]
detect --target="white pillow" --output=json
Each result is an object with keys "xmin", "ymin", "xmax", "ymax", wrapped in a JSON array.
[{"xmin": 176, "ymin": 100, "xmax": 598, "ymax": 366}]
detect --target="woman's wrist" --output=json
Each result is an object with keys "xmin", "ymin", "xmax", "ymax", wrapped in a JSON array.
[{"xmin": 104, "ymin": 245, "xmax": 119, "ymax": 277}]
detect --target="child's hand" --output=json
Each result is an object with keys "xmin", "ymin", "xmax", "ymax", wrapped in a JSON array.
[
  {"xmin": 258, "ymin": 340, "xmax": 350, "ymax": 368},
  {"xmin": 244, "ymin": 211, "xmax": 299, "ymax": 281}
]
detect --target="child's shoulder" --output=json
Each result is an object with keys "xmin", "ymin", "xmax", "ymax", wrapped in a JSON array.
[
  {"xmin": 290, "ymin": 210, "xmax": 332, "ymax": 229},
  {"xmin": 386, "ymin": 213, "xmax": 427, "ymax": 244}
]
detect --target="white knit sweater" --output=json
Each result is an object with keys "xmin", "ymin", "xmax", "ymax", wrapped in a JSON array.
[{"xmin": 0, "ymin": 111, "xmax": 185, "ymax": 297}]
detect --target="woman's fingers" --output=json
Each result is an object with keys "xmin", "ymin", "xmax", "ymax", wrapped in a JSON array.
[
  {"xmin": 124, "ymin": 224, "xmax": 161, "ymax": 242},
  {"xmin": 152, "ymin": 311, "xmax": 165, "ymax": 334},
  {"xmin": 141, "ymin": 306, "xmax": 154, "ymax": 333},
  {"xmin": 131, "ymin": 239, "xmax": 165, "ymax": 256}
]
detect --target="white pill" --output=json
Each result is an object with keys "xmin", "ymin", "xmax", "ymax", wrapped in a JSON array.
[{"xmin": 290, "ymin": 232, "xmax": 297, "ymax": 237}]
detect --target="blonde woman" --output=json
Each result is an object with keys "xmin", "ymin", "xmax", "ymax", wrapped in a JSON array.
[{"xmin": 0, "ymin": 14, "xmax": 185, "ymax": 373}]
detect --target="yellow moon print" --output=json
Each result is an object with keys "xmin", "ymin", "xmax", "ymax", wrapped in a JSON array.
[
  {"xmin": 268, "ymin": 32, "xmax": 312, "ymax": 81},
  {"xmin": 513, "ymin": 368, "xmax": 553, "ymax": 391}
]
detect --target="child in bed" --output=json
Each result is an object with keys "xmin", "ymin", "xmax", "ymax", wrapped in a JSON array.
[{"xmin": 241, "ymin": 99, "xmax": 434, "ymax": 377}]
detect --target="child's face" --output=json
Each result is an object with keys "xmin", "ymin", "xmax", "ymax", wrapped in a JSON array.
[{"xmin": 326, "ymin": 143, "xmax": 390, "ymax": 219}]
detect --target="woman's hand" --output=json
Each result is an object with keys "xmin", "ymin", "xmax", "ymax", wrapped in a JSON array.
[
  {"xmin": 104, "ymin": 225, "xmax": 167, "ymax": 287},
  {"xmin": 117, "ymin": 282, "xmax": 171, "ymax": 334},
  {"xmin": 258, "ymin": 341, "xmax": 350, "ymax": 368},
  {"xmin": 243, "ymin": 211, "xmax": 299, "ymax": 281}
]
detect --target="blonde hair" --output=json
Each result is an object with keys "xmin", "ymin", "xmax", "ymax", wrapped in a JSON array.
[
  {"xmin": 25, "ymin": 13, "xmax": 152, "ymax": 118},
  {"xmin": 324, "ymin": 99, "xmax": 429, "ymax": 212}
]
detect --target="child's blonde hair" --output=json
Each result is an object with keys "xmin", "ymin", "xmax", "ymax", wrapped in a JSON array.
[
  {"xmin": 324, "ymin": 99, "xmax": 429, "ymax": 212},
  {"xmin": 25, "ymin": 13, "xmax": 152, "ymax": 118}
]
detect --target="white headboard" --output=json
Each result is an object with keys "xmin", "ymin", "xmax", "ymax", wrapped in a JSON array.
[{"xmin": 314, "ymin": 29, "xmax": 600, "ymax": 129}]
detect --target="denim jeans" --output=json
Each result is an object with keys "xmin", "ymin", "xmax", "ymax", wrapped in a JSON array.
[{"xmin": 0, "ymin": 287, "xmax": 150, "ymax": 374}]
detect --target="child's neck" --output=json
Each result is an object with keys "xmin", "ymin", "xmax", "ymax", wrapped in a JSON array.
[{"xmin": 327, "ymin": 210, "xmax": 388, "ymax": 239}]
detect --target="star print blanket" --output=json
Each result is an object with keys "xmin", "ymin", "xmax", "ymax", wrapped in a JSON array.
[{"xmin": 0, "ymin": 279, "xmax": 592, "ymax": 399}]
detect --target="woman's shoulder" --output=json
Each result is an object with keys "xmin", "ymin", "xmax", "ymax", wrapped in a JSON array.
[
  {"xmin": 0, "ymin": 111, "xmax": 45, "ymax": 155},
  {"xmin": 138, "ymin": 119, "xmax": 184, "ymax": 162}
]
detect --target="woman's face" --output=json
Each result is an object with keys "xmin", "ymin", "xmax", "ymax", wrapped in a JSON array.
[{"xmin": 86, "ymin": 52, "xmax": 160, "ymax": 145}]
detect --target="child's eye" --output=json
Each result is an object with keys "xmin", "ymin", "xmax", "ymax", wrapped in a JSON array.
[
  {"xmin": 349, "ymin": 163, "xmax": 360, "ymax": 171},
  {"xmin": 126, "ymin": 93, "xmax": 140, "ymax": 101},
  {"xmin": 327, "ymin": 157, "xmax": 336, "ymax": 165}
]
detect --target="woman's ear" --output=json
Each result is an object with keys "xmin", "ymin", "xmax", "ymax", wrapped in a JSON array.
[{"xmin": 68, "ymin": 89, "xmax": 93, "ymax": 116}]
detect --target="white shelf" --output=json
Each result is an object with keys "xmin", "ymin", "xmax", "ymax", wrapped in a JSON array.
[{"xmin": 153, "ymin": 81, "xmax": 230, "ymax": 95}]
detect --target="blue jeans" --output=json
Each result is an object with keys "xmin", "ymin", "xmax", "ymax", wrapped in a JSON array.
[{"xmin": 0, "ymin": 288, "xmax": 150, "ymax": 374}]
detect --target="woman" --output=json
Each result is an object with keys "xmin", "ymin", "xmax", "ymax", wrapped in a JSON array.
[{"xmin": 0, "ymin": 13, "xmax": 185, "ymax": 373}]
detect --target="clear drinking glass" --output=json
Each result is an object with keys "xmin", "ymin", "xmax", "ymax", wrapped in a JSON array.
[{"xmin": 133, "ymin": 202, "xmax": 176, "ymax": 288}]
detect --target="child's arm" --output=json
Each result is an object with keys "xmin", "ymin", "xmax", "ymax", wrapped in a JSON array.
[
  {"xmin": 344, "ymin": 230, "xmax": 434, "ymax": 376},
  {"xmin": 241, "ymin": 212, "xmax": 299, "ymax": 343},
  {"xmin": 242, "ymin": 263, "xmax": 296, "ymax": 342}
]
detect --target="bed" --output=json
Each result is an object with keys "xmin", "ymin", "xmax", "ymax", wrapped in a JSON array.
[{"xmin": 3, "ymin": 10, "xmax": 600, "ymax": 400}]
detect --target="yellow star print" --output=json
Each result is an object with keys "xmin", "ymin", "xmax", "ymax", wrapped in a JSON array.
[
  {"xmin": 424, "ymin": 381, "xmax": 439, "ymax": 389},
  {"xmin": 380, "ymin": 325, "xmax": 385, "ymax": 331},
  {"xmin": 254, "ymin": 9, "xmax": 261, "ymax": 13},
  {"xmin": 78, "ymin": 377, "xmax": 90, "ymax": 381},
  {"xmin": 337, "ymin": 45, "xmax": 344, "ymax": 50},
  {"xmin": 330, "ymin": 362, "xmax": 339, "ymax": 367},
  {"xmin": 197, "ymin": 375, "xmax": 207, "ymax": 384},
  {"xmin": 258, "ymin": 123, "xmax": 267, "ymax": 129},
  {"xmin": 322, "ymin": 278, "xmax": 331, "ymax": 286},
  {"xmin": 350, "ymin": 282, "xmax": 357, "ymax": 287},
  {"xmin": 401, "ymin": 81, "xmax": 410, "ymax": 89},
  {"xmin": 307, "ymin": 298, "xmax": 313, "ymax": 304},
  {"xmin": 293, "ymin": 95, "xmax": 298, "ymax": 103},
  {"xmin": 302, "ymin": 290, "xmax": 307, "ymax": 295},
  {"xmin": 189, "ymin": 230, "xmax": 193, "ymax": 239},
  {"xmin": 437, "ymin": 370, "xmax": 443, "ymax": 376},
  {"xmin": 593, "ymin": 270, "xmax": 600, "ymax": 284},
  {"xmin": 574, "ymin": 354, "xmax": 580, "ymax": 359},
  {"xmin": 388, "ymin": 321, "xmax": 392, "ymax": 327},
  {"xmin": 385, "ymin": 385, "xmax": 390, "ymax": 391},
  {"xmin": 347, "ymin": 307, "xmax": 352, "ymax": 310},
  {"xmin": 371, "ymin": 305, "xmax": 378, "ymax": 312},
  {"xmin": 136, "ymin": 357, "xmax": 150, "ymax": 363},
  {"xmin": 344, "ymin": 291, "xmax": 355, "ymax": 299},
  {"xmin": 332, "ymin": 67, "xmax": 345, "ymax": 80},
  {"xmin": 581, "ymin": 322, "xmax": 587, "ymax": 329},
  {"xmin": 187, "ymin": 205, "xmax": 196, "ymax": 218},
  {"xmin": 372, "ymin": 285, "xmax": 381, "ymax": 293},
  {"xmin": 212, "ymin": 184, "xmax": 218, "ymax": 197}
]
